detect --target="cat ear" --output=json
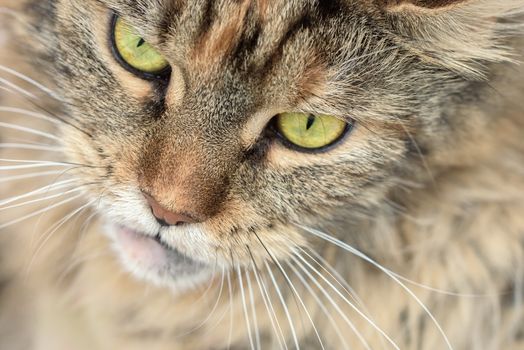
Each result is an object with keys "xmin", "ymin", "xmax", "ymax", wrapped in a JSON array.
[{"xmin": 374, "ymin": 0, "xmax": 523, "ymax": 78}]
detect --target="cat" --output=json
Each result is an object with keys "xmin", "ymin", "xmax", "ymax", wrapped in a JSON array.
[{"xmin": 0, "ymin": 0, "xmax": 523, "ymax": 349}]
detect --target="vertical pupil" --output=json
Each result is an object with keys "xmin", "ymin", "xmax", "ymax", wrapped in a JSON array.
[
  {"xmin": 306, "ymin": 114, "xmax": 316, "ymax": 130},
  {"xmin": 137, "ymin": 38, "xmax": 145, "ymax": 48}
]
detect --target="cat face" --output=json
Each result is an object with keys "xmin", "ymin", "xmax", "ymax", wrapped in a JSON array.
[{"xmin": 35, "ymin": 0, "xmax": 498, "ymax": 290}]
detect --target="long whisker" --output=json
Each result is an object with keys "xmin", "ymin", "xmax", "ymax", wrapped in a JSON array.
[
  {"xmin": 26, "ymin": 198, "xmax": 96, "ymax": 275},
  {"xmin": 0, "ymin": 158, "xmax": 98, "ymax": 169},
  {"xmin": 301, "ymin": 246, "xmax": 363, "ymax": 307},
  {"xmin": 245, "ymin": 268, "xmax": 262, "ymax": 350},
  {"xmin": 174, "ymin": 267, "xmax": 226, "ymax": 337},
  {"xmin": 0, "ymin": 92, "xmax": 93, "ymax": 137},
  {"xmin": 0, "ymin": 121, "xmax": 61, "ymax": 142},
  {"xmin": 0, "ymin": 187, "xmax": 83, "ymax": 212},
  {"xmin": 0, "ymin": 192, "xmax": 84, "ymax": 230},
  {"xmin": 0, "ymin": 77, "xmax": 36, "ymax": 99},
  {"xmin": 296, "ymin": 253, "xmax": 402, "ymax": 349},
  {"xmin": 285, "ymin": 260, "xmax": 350, "ymax": 350},
  {"xmin": 291, "ymin": 254, "xmax": 374, "ymax": 350},
  {"xmin": 226, "ymin": 271, "xmax": 234, "ymax": 350},
  {"xmin": 0, "ymin": 143, "xmax": 62, "ymax": 152},
  {"xmin": 248, "ymin": 247, "xmax": 287, "ymax": 350},
  {"xmin": 0, "ymin": 64, "xmax": 63, "ymax": 101},
  {"xmin": 0, "ymin": 179, "xmax": 77, "ymax": 206},
  {"xmin": 302, "ymin": 247, "xmax": 390, "ymax": 350},
  {"xmin": 0, "ymin": 106, "xmax": 61, "ymax": 125},
  {"xmin": 0, "ymin": 163, "xmax": 72, "ymax": 171},
  {"xmin": 262, "ymin": 246, "xmax": 326, "ymax": 350},
  {"xmin": 0, "ymin": 170, "xmax": 69, "ymax": 184},
  {"xmin": 264, "ymin": 260, "xmax": 301, "ymax": 350},
  {"xmin": 236, "ymin": 265, "xmax": 256, "ymax": 350},
  {"xmin": 298, "ymin": 224, "xmax": 454, "ymax": 350}
]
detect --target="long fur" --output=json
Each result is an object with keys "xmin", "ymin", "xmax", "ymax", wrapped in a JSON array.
[{"xmin": 0, "ymin": 0, "xmax": 523, "ymax": 349}]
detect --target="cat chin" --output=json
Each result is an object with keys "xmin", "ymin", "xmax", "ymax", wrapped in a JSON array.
[{"xmin": 104, "ymin": 224, "xmax": 214, "ymax": 293}]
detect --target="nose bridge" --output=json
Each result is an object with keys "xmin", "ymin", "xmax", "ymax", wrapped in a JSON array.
[{"xmin": 138, "ymin": 116, "xmax": 239, "ymax": 221}]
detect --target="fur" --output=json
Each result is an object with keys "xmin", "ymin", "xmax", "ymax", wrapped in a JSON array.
[{"xmin": 0, "ymin": 0, "xmax": 523, "ymax": 349}]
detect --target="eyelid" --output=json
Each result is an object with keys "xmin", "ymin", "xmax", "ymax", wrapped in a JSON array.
[{"xmin": 109, "ymin": 14, "xmax": 171, "ymax": 81}]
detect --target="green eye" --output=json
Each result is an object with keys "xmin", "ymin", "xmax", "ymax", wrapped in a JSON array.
[
  {"xmin": 112, "ymin": 16, "xmax": 169, "ymax": 75},
  {"xmin": 275, "ymin": 112, "xmax": 350, "ymax": 150}
]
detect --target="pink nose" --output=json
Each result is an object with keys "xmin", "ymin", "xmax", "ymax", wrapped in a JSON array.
[{"xmin": 143, "ymin": 193, "xmax": 199, "ymax": 226}]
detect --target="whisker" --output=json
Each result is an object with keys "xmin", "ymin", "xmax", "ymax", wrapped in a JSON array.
[
  {"xmin": 0, "ymin": 192, "xmax": 84, "ymax": 230},
  {"xmin": 248, "ymin": 247, "xmax": 288, "ymax": 350},
  {"xmin": 301, "ymin": 247, "xmax": 363, "ymax": 308},
  {"xmin": 236, "ymin": 265, "xmax": 256, "ymax": 350},
  {"xmin": 174, "ymin": 267, "xmax": 226, "ymax": 338},
  {"xmin": 0, "ymin": 121, "xmax": 61, "ymax": 142},
  {"xmin": 0, "ymin": 85, "xmax": 14, "ymax": 95},
  {"xmin": 261, "ymin": 246, "xmax": 326, "ymax": 350},
  {"xmin": 0, "ymin": 158, "xmax": 70, "ymax": 165},
  {"xmin": 0, "ymin": 143, "xmax": 62, "ymax": 152},
  {"xmin": 0, "ymin": 163, "xmax": 72, "ymax": 171},
  {"xmin": 26, "ymin": 198, "xmax": 96, "ymax": 276},
  {"xmin": 0, "ymin": 179, "xmax": 77, "ymax": 207},
  {"xmin": 226, "ymin": 271, "xmax": 234, "ymax": 350},
  {"xmin": 0, "ymin": 92, "xmax": 93, "ymax": 137},
  {"xmin": 302, "ymin": 247, "xmax": 390, "ymax": 350},
  {"xmin": 291, "ymin": 254, "xmax": 375, "ymax": 350},
  {"xmin": 0, "ymin": 158, "xmax": 98, "ymax": 169},
  {"xmin": 298, "ymin": 224, "xmax": 454, "ymax": 350},
  {"xmin": 0, "ymin": 106, "xmax": 61, "ymax": 125},
  {"xmin": 296, "ymin": 253, "xmax": 403, "ymax": 349},
  {"xmin": 285, "ymin": 261, "xmax": 350, "ymax": 350},
  {"xmin": 0, "ymin": 64, "xmax": 63, "ymax": 101},
  {"xmin": 245, "ymin": 268, "xmax": 262, "ymax": 350},
  {"xmin": 0, "ymin": 187, "xmax": 83, "ymax": 212},
  {"xmin": 264, "ymin": 260, "xmax": 301, "ymax": 350},
  {"xmin": 0, "ymin": 77, "xmax": 36, "ymax": 99},
  {"xmin": 0, "ymin": 170, "xmax": 69, "ymax": 184}
]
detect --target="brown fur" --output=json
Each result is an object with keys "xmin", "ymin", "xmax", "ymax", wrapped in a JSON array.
[{"xmin": 0, "ymin": 0, "xmax": 523, "ymax": 349}]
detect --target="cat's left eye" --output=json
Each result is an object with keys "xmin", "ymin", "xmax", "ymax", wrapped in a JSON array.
[
  {"xmin": 274, "ymin": 112, "xmax": 352, "ymax": 151},
  {"xmin": 111, "ymin": 15, "xmax": 170, "ymax": 78}
]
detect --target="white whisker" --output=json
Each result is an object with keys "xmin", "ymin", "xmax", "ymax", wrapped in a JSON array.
[
  {"xmin": 0, "ymin": 179, "xmax": 77, "ymax": 207},
  {"xmin": 0, "ymin": 158, "xmax": 69, "ymax": 165},
  {"xmin": 226, "ymin": 272, "xmax": 234, "ymax": 350},
  {"xmin": 0, "ymin": 187, "xmax": 82, "ymax": 212},
  {"xmin": 291, "ymin": 254, "xmax": 374, "ymax": 350},
  {"xmin": 251, "ymin": 259, "xmax": 287, "ymax": 350},
  {"xmin": 0, "ymin": 170, "xmax": 69, "ymax": 184},
  {"xmin": 264, "ymin": 260, "xmax": 301, "ymax": 350},
  {"xmin": 298, "ymin": 224, "xmax": 454, "ymax": 350},
  {"xmin": 0, "ymin": 143, "xmax": 62, "ymax": 152},
  {"xmin": 0, "ymin": 64, "xmax": 63, "ymax": 101},
  {"xmin": 175, "ymin": 267, "xmax": 226, "ymax": 337},
  {"xmin": 245, "ymin": 269, "xmax": 262, "ymax": 350},
  {"xmin": 303, "ymin": 247, "xmax": 390, "ymax": 350},
  {"xmin": 0, "ymin": 106, "xmax": 61, "ymax": 125},
  {"xmin": 0, "ymin": 77, "xmax": 36, "ymax": 99},
  {"xmin": 301, "ymin": 247, "xmax": 364, "ymax": 308},
  {"xmin": 0, "ymin": 121, "xmax": 60, "ymax": 142},
  {"xmin": 0, "ymin": 192, "xmax": 83, "ymax": 231},
  {"xmin": 264, "ymin": 248, "xmax": 326, "ymax": 350},
  {"xmin": 236, "ymin": 265, "xmax": 256, "ymax": 350},
  {"xmin": 285, "ymin": 261, "xmax": 350, "ymax": 350},
  {"xmin": 26, "ymin": 199, "xmax": 96, "ymax": 275},
  {"xmin": 0, "ymin": 163, "xmax": 72, "ymax": 170}
]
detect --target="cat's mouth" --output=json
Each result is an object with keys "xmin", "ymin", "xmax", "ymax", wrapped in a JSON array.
[{"xmin": 112, "ymin": 226, "xmax": 209, "ymax": 283}]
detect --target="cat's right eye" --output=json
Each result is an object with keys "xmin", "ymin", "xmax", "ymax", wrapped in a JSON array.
[
  {"xmin": 273, "ymin": 112, "xmax": 352, "ymax": 152},
  {"xmin": 111, "ymin": 15, "xmax": 170, "ymax": 78}
]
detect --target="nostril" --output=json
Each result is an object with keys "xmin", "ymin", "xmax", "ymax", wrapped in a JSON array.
[{"xmin": 142, "ymin": 192, "xmax": 200, "ymax": 226}]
